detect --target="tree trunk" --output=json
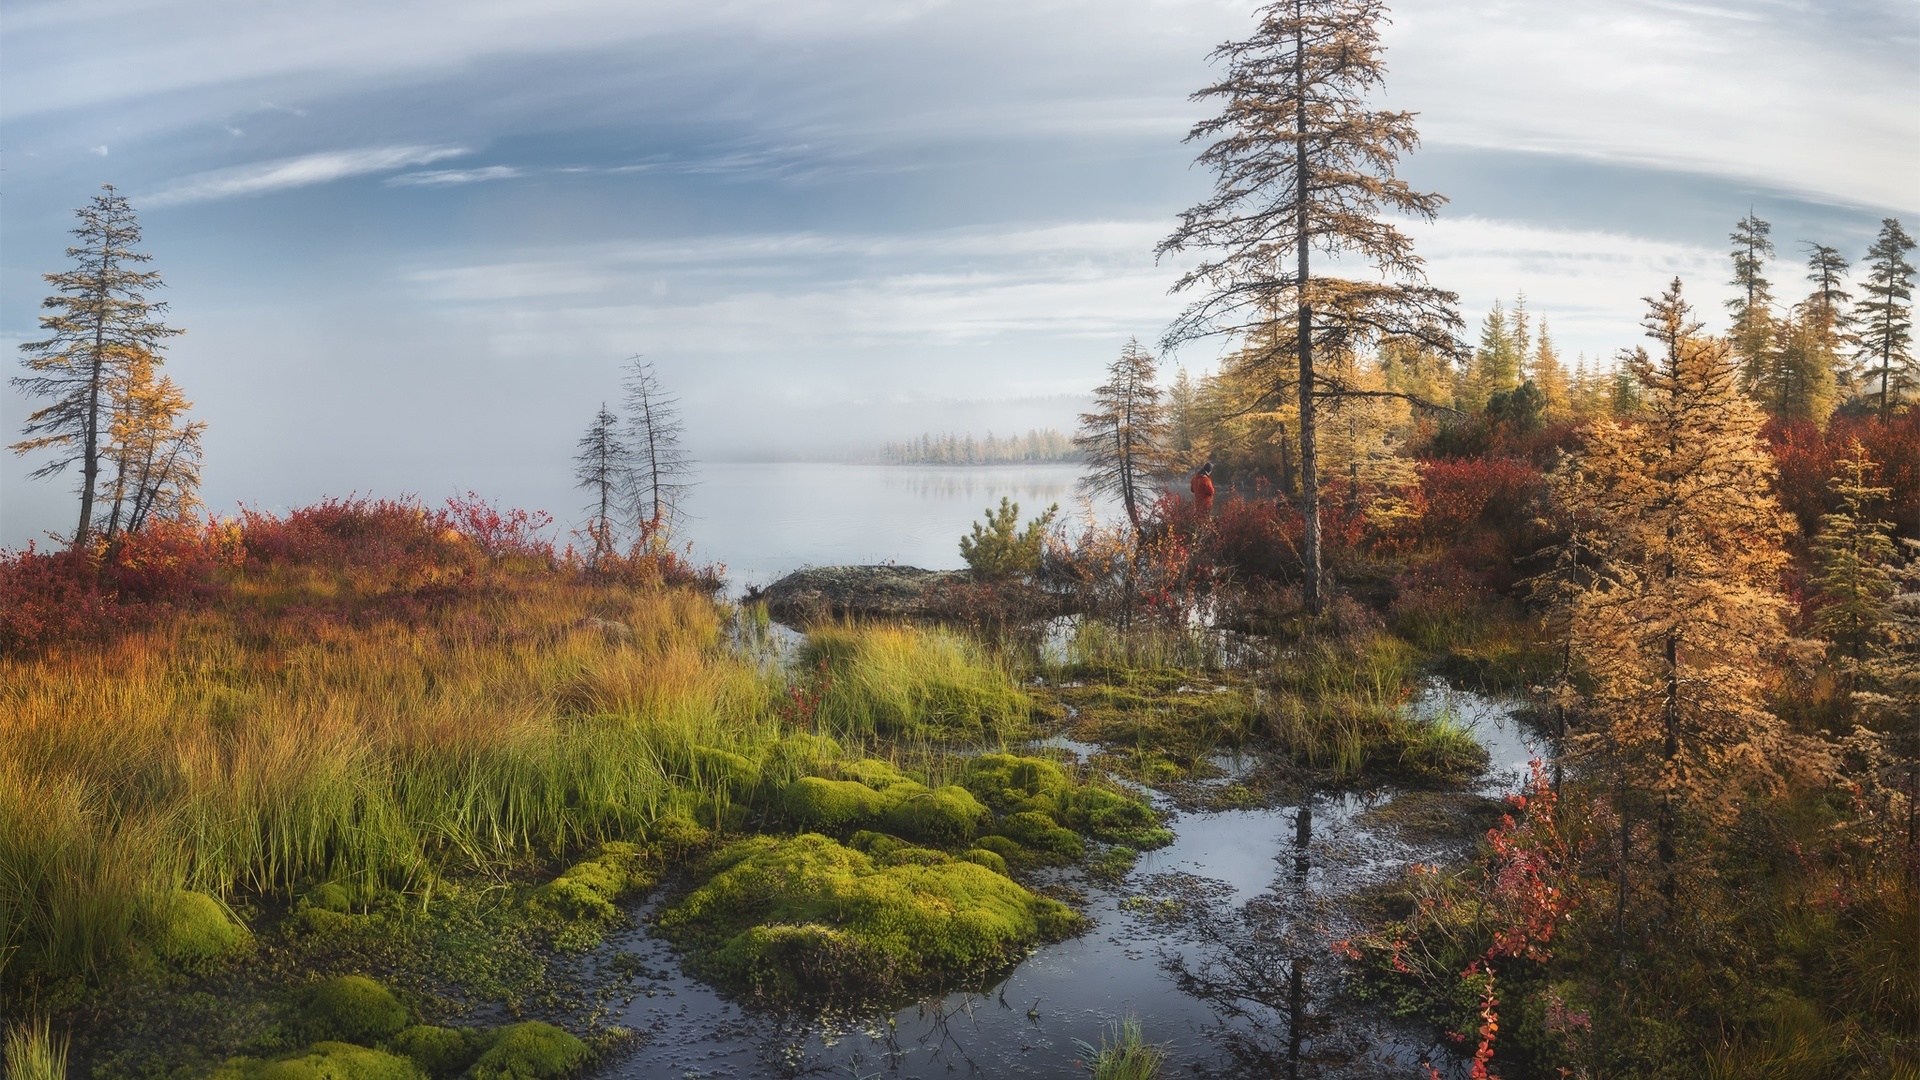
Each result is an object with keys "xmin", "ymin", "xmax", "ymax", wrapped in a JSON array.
[
  {"xmin": 1615, "ymin": 792, "xmax": 1630, "ymax": 969},
  {"xmin": 1293, "ymin": 0, "xmax": 1322, "ymax": 615},
  {"xmin": 1659, "ymin": 628, "xmax": 1679, "ymax": 905},
  {"xmin": 76, "ymin": 282, "xmax": 108, "ymax": 547}
]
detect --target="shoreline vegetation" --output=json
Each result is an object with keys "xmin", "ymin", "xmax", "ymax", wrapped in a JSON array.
[{"xmin": 5, "ymin": 1, "xmax": 1916, "ymax": 1077}]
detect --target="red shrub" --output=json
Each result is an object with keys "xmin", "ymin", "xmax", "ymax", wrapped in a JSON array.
[
  {"xmin": 0, "ymin": 544, "xmax": 121, "ymax": 653},
  {"xmin": 443, "ymin": 492, "xmax": 557, "ymax": 562},
  {"xmin": 1766, "ymin": 413, "xmax": 1920, "ymax": 540},
  {"xmin": 239, "ymin": 496, "xmax": 464, "ymax": 573},
  {"xmin": 1413, "ymin": 458, "xmax": 1541, "ymax": 545}
]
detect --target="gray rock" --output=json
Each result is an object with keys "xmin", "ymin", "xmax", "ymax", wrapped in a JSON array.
[{"xmin": 759, "ymin": 565, "xmax": 966, "ymax": 623}]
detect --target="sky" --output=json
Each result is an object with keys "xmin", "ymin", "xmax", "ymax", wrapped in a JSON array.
[{"xmin": 2, "ymin": 0, "xmax": 1916, "ymax": 544}]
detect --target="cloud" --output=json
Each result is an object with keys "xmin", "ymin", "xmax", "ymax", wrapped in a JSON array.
[
  {"xmin": 146, "ymin": 144, "xmax": 468, "ymax": 205},
  {"xmin": 385, "ymin": 165, "xmax": 523, "ymax": 186},
  {"xmin": 88, "ymin": 144, "xmax": 108, "ymax": 156}
]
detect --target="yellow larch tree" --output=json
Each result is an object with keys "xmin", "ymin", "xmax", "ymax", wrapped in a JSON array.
[{"xmin": 1552, "ymin": 278, "xmax": 1809, "ymax": 901}]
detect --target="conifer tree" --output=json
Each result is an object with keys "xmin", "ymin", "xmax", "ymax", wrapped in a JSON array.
[
  {"xmin": 1552, "ymin": 278, "xmax": 1797, "ymax": 900},
  {"xmin": 621, "ymin": 357, "xmax": 693, "ymax": 534},
  {"xmin": 1854, "ymin": 218, "xmax": 1915, "ymax": 422},
  {"xmin": 1075, "ymin": 339, "xmax": 1169, "ymax": 531},
  {"xmin": 1744, "ymin": 304, "xmax": 1838, "ymax": 424},
  {"xmin": 1812, "ymin": 442, "xmax": 1898, "ymax": 665},
  {"xmin": 11, "ymin": 186, "xmax": 183, "ymax": 546},
  {"xmin": 574, "ymin": 403, "xmax": 630, "ymax": 563},
  {"xmin": 1463, "ymin": 299, "xmax": 1521, "ymax": 411},
  {"xmin": 101, "ymin": 349, "xmax": 205, "ymax": 537},
  {"xmin": 1800, "ymin": 242, "xmax": 1852, "ymax": 376},
  {"xmin": 1728, "ymin": 211, "xmax": 1776, "ymax": 390},
  {"xmin": 1158, "ymin": 0, "xmax": 1459, "ymax": 612},
  {"xmin": 1529, "ymin": 318, "xmax": 1571, "ymax": 419}
]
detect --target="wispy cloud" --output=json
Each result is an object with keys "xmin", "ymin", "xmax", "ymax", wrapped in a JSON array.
[
  {"xmin": 146, "ymin": 145, "xmax": 468, "ymax": 205},
  {"xmin": 385, "ymin": 165, "xmax": 523, "ymax": 186}
]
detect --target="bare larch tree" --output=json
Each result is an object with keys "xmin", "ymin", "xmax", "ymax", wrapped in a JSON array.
[
  {"xmin": 574, "ymin": 403, "xmax": 631, "ymax": 563},
  {"xmin": 11, "ymin": 185, "xmax": 183, "ymax": 546},
  {"xmin": 621, "ymin": 356, "xmax": 693, "ymax": 534},
  {"xmin": 1157, "ymin": 0, "xmax": 1458, "ymax": 613},
  {"xmin": 1074, "ymin": 338, "xmax": 1169, "ymax": 531}
]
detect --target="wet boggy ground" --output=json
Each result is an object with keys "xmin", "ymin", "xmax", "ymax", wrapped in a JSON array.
[{"xmin": 584, "ymin": 682, "xmax": 1540, "ymax": 1079}]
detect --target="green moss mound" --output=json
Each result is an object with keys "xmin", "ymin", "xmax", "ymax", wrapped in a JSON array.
[
  {"xmin": 465, "ymin": 1022, "xmax": 587, "ymax": 1080},
  {"xmin": 962, "ymin": 754, "xmax": 1168, "ymax": 857},
  {"xmin": 957, "ymin": 848, "xmax": 1010, "ymax": 875},
  {"xmin": 993, "ymin": 810, "xmax": 1085, "ymax": 861},
  {"xmin": 295, "ymin": 975, "xmax": 410, "ymax": 1045},
  {"xmin": 387, "ymin": 1026, "xmax": 490, "ymax": 1079},
  {"xmin": 689, "ymin": 746, "xmax": 761, "ymax": 789},
  {"xmin": 530, "ymin": 842, "xmax": 654, "ymax": 921},
  {"xmin": 209, "ymin": 1043, "xmax": 422, "ymax": 1080},
  {"xmin": 782, "ymin": 774, "xmax": 988, "ymax": 846},
  {"xmin": 657, "ymin": 833, "xmax": 1081, "ymax": 1001},
  {"xmin": 157, "ymin": 889, "xmax": 250, "ymax": 969}
]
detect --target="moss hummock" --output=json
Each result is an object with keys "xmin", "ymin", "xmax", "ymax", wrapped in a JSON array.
[
  {"xmin": 386, "ymin": 1026, "xmax": 490, "ymax": 1079},
  {"xmin": 207, "ymin": 1042, "xmax": 422, "ymax": 1080},
  {"xmin": 781, "ymin": 772, "xmax": 989, "ymax": 847},
  {"xmin": 656, "ymin": 833, "xmax": 1081, "ymax": 1001},
  {"xmin": 529, "ymin": 842, "xmax": 655, "ymax": 922},
  {"xmin": 464, "ymin": 1022, "xmax": 587, "ymax": 1080},
  {"xmin": 960, "ymin": 753, "xmax": 1170, "ymax": 861},
  {"xmin": 156, "ymin": 889, "xmax": 251, "ymax": 970},
  {"xmin": 295, "ymin": 975, "xmax": 410, "ymax": 1045}
]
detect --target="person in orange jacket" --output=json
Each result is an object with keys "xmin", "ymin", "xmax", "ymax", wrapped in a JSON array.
[{"xmin": 1190, "ymin": 461, "xmax": 1215, "ymax": 516}]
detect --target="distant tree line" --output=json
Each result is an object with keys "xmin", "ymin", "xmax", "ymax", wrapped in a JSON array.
[{"xmin": 879, "ymin": 429, "xmax": 1079, "ymax": 466}]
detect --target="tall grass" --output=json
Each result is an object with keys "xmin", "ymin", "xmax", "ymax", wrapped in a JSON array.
[
  {"xmin": 799, "ymin": 623, "xmax": 1030, "ymax": 741},
  {"xmin": 1267, "ymin": 632, "xmax": 1485, "ymax": 781},
  {"xmin": 1078, "ymin": 1016, "xmax": 1166, "ymax": 1080},
  {"xmin": 0, "ymin": 566, "xmax": 779, "ymax": 988},
  {"xmin": 3, "ymin": 1018, "xmax": 68, "ymax": 1080}
]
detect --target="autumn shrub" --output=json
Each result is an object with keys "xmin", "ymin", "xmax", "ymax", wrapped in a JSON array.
[
  {"xmin": 1767, "ymin": 413, "xmax": 1920, "ymax": 542},
  {"xmin": 0, "ymin": 545, "xmax": 120, "ymax": 653}
]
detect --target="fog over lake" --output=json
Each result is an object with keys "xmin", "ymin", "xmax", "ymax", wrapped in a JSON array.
[{"xmin": 676, "ymin": 462, "xmax": 1120, "ymax": 589}]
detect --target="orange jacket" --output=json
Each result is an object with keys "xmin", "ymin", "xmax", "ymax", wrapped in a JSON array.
[{"xmin": 1190, "ymin": 472, "xmax": 1215, "ymax": 505}]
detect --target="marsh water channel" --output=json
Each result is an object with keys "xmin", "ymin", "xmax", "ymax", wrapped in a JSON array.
[{"xmin": 587, "ymin": 627, "xmax": 1540, "ymax": 1079}]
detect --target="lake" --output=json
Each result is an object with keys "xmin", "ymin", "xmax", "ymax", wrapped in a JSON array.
[{"xmin": 675, "ymin": 462, "xmax": 1119, "ymax": 588}]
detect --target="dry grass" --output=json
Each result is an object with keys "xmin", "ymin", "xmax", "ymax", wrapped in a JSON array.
[{"xmin": 0, "ymin": 565, "xmax": 778, "ymax": 988}]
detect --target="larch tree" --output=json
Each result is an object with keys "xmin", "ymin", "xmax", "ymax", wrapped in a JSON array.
[
  {"xmin": 1727, "ymin": 211, "xmax": 1777, "ymax": 391},
  {"xmin": 1157, "ymin": 0, "xmax": 1459, "ymax": 613},
  {"xmin": 1075, "ymin": 338, "xmax": 1169, "ymax": 532},
  {"xmin": 102, "ymin": 349, "xmax": 206, "ymax": 538},
  {"xmin": 1551, "ymin": 279, "xmax": 1800, "ymax": 903},
  {"xmin": 1811, "ymin": 442, "xmax": 1899, "ymax": 666},
  {"xmin": 11, "ymin": 186, "xmax": 183, "ymax": 546},
  {"xmin": 574, "ymin": 403, "xmax": 631, "ymax": 563},
  {"xmin": 621, "ymin": 356, "xmax": 693, "ymax": 535},
  {"xmin": 1800, "ymin": 242, "xmax": 1852, "ymax": 382},
  {"xmin": 1854, "ymin": 218, "xmax": 1915, "ymax": 422},
  {"xmin": 1751, "ymin": 311, "xmax": 1838, "ymax": 424},
  {"xmin": 1529, "ymin": 318, "xmax": 1571, "ymax": 419}
]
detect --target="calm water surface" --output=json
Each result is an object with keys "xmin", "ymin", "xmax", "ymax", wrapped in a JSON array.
[
  {"xmin": 592, "ymin": 684, "xmax": 1543, "ymax": 1079},
  {"xmin": 677, "ymin": 463, "xmax": 1116, "ymax": 588}
]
